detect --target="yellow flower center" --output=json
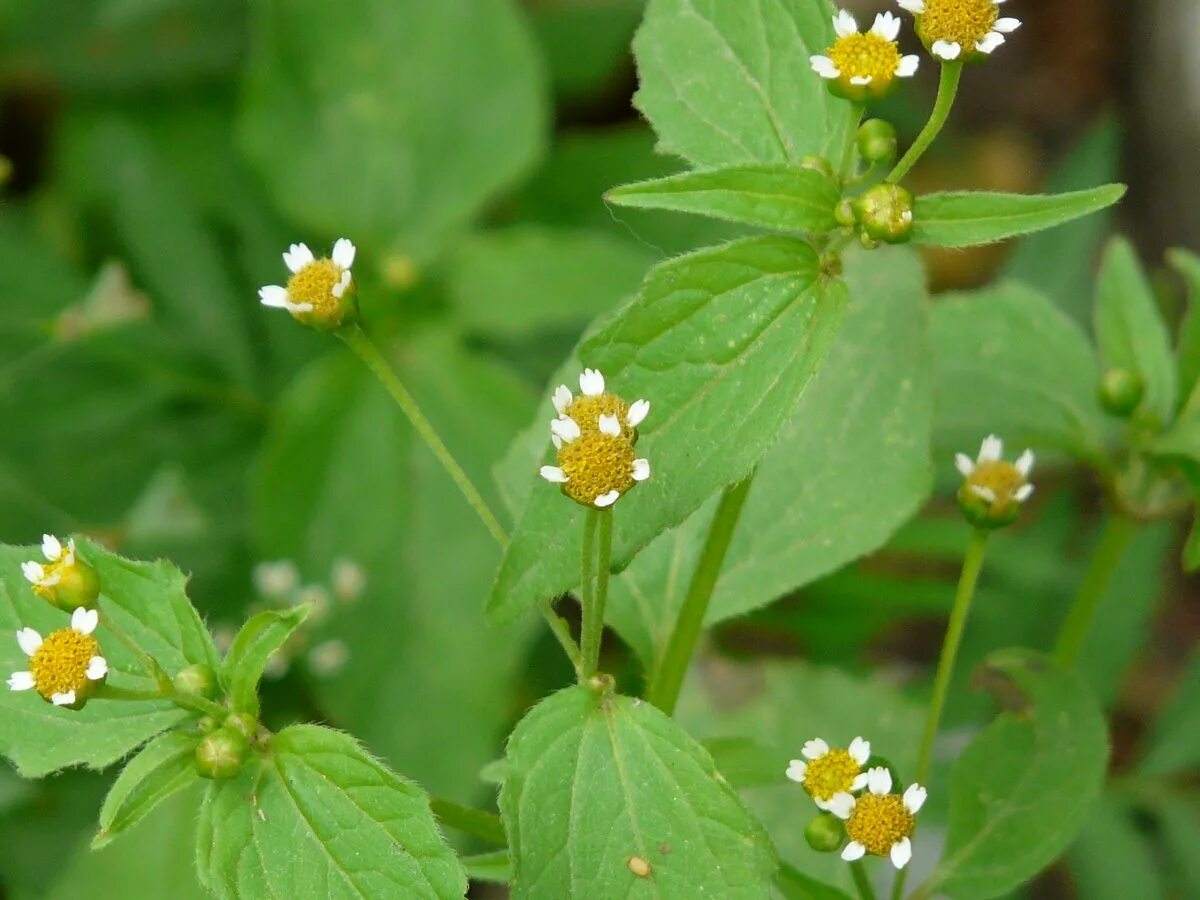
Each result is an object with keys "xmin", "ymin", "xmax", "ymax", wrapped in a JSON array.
[
  {"xmin": 846, "ymin": 794, "xmax": 915, "ymax": 857},
  {"xmin": 29, "ymin": 628, "xmax": 99, "ymax": 700},
  {"xmin": 557, "ymin": 432, "xmax": 636, "ymax": 507},
  {"xmin": 828, "ymin": 34, "xmax": 902, "ymax": 84},
  {"xmin": 31, "ymin": 558, "xmax": 69, "ymax": 599},
  {"xmin": 968, "ymin": 460, "xmax": 1025, "ymax": 506},
  {"xmin": 566, "ymin": 394, "xmax": 633, "ymax": 440},
  {"xmin": 286, "ymin": 259, "xmax": 348, "ymax": 315},
  {"xmin": 919, "ymin": 0, "xmax": 999, "ymax": 49},
  {"xmin": 803, "ymin": 749, "xmax": 863, "ymax": 801}
]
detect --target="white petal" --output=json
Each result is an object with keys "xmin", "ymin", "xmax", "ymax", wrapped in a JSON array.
[
  {"xmin": 896, "ymin": 0, "xmax": 925, "ymax": 12},
  {"xmin": 904, "ymin": 783, "xmax": 927, "ymax": 814},
  {"xmin": 970, "ymin": 484, "xmax": 998, "ymax": 503},
  {"xmin": 994, "ymin": 17, "xmax": 1021, "ymax": 33},
  {"xmin": 551, "ymin": 416, "xmax": 581, "ymax": 443},
  {"xmin": 802, "ymin": 738, "xmax": 830, "ymax": 760},
  {"xmin": 283, "ymin": 242, "xmax": 314, "ymax": 274},
  {"xmin": 579, "ymin": 368, "xmax": 605, "ymax": 396},
  {"xmin": 786, "ymin": 759, "xmax": 807, "ymax": 783},
  {"xmin": 841, "ymin": 841, "xmax": 867, "ymax": 862},
  {"xmin": 852, "ymin": 772, "xmax": 870, "ymax": 791},
  {"xmin": 1015, "ymin": 449, "xmax": 1035, "ymax": 478},
  {"xmin": 810, "ymin": 55, "xmax": 841, "ymax": 80},
  {"xmin": 72, "ymin": 607, "xmax": 99, "ymax": 635},
  {"xmin": 827, "ymin": 792, "xmax": 856, "ymax": 820},
  {"xmin": 932, "ymin": 40, "xmax": 962, "ymax": 60},
  {"xmin": 813, "ymin": 796, "xmax": 832, "ymax": 811},
  {"xmin": 552, "ymin": 385, "xmax": 573, "ymax": 415},
  {"xmin": 890, "ymin": 837, "xmax": 913, "ymax": 869},
  {"xmin": 21, "ymin": 561, "xmax": 44, "ymax": 585},
  {"xmin": 594, "ymin": 491, "xmax": 620, "ymax": 508},
  {"xmin": 51, "ymin": 690, "xmax": 76, "ymax": 706},
  {"xmin": 42, "ymin": 534, "xmax": 62, "ymax": 561},
  {"xmin": 867, "ymin": 766, "xmax": 893, "ymax": 795},
  {"xmin": 540, "ymin": 466, "xmax": 569, "ymax": 484},
  {"xmin": 977, "ymin": 31, "xmax": 1005, "ymax": 54},
  {"xmin": 850, "ymin": 75, "xmax": 873, "ymax": 85},
  {"xmin": 955, "ymin": 453, "xmax": 976, "ymax": 478},
  {"xmin": 17, "ymin": 628, "xmax": 42, "ymax": 657},
  {"xmin": 552, "ymin": 434, "xmax": 563, "ymax": 450},
  {"xmin": 627, "ymin": 399, "xmax": 650, "ymax": 428},
  {"xmin": 632, "ymin": 458, "xmax": 651, "ymax": 482},
  {"xmin": 599, "ymin": 414, "xmax": 621, "ymax": 437},
  {"xmin": 331, "ymin": 237, "xmax": 356, "ymax": 269},
  {"xmin": 872, "ymin": 11, "xmax": 901, "ymax": 41},
  {"xmin": 834, "ymin": 9, "xmax": 858, "ymax": 38},
  {"xmin": 86, "ymin": 655, "xmax": 108, "ymax": 681},
  {"xmin": 64, "ymin": 539, "xmax": 76, "ymax": 564},
  {"xmin": 258, "ymin": 285, "xmax": 291, "ymax": 308},
  {"xmin": 7, "ymin": 671, "xmax": 34, "ymax": 691},
  {"xmin": 848, "ymin": 736, "xmax": 871, "ymax": 765},
  {"xmin": 978, "ymin": 435, "xmax": 1003, "ymax": 462},
  {"xmin": 897, "ymin": 54, "xmax": 920, "ymax": 77},
  {"xmin": 1015, "ymin": 483, "xmax": 1035, "ymax": 502},
  {"xmin": 331, "ymin": 270, "xmax": 350, "ymax": 299}
]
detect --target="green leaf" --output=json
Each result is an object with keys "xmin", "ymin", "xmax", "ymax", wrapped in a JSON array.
[
  {"xmin": 221, "ymin": 605, "xmax": 312, "ymax": 718},
  {"xmin": 1093, "ymin": 237, "xmax": 1177, "ymax": 424},
  {"xmin": 1169, "ymin": 247, "xmax": 1200, "ymax": 409},
  {"xmin": 529, "ymin": 0, "xmax": 643, "ymax": 102},
  {"xmin": 0, "ymin": 540, "xmax": 218, "ymax": 777},
  {"xmin": 910, "ymin": 185, "xmax": 1127, "ymax": 248},
  {"xmin": 922, "ymin": 649, "xmax": 1109, "ymax": 900},
  {"xmin": 94, "ymin": 730, "xmax": 199, "ymax": 849},
  {"xmin": 606, "ymin": 165, "xmax": 840, "ymax": 233},
  {"xmin": 605, "ymin": 246, "xmax": 931, "ymax": 662},
  {"xmin": 1066, "ymin": 794, "xmax": 1167, "ymax": 900},
  {"xmin": 777, "ymin": 865, "xmax": 855, "ymax": 900},
  {"xmin": 461, "ymin": 850, "xmax": 511, "ymax": 884},
  {"xmin": 196, "ymin": 724, "xmax": 467, "ymax": 899},
  {"xmin": 500, "ymin": 685, "xmax": 777, "ymax": 898},
  {"xmin": 931, "ymin": 281, "xmax": 1107, "ymax": 460},
  {"xmin": 488, "ymin": 236, "xmax": 845, "ymax": 623},
  {"xmin": 239, "ymin": 0, "xmax": 548, "ymax": 262},
  {"xmin": 1138, "ymin": 649, "xmax": 1200, "ymax": 778},
  {"xmin": 1152, "ymin": 794, "xmax": 1200, "ymax": 897},
  {"xmin": 633, "ymin": 0, "xmax": 848, "ymax": 167}
]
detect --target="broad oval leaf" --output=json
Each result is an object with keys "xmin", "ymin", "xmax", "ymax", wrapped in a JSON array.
[
  {"xmin": 488, "ymin": 236, "xmax": 846, "ymax": 622},
  {"xmin": 633, "ymin": 0, "xmax": 847, "ymax": 168},
  {"xmin": 920, "ymin": 649, "xmax": 1108, "ymax": 900},
  {"xmin": 500, "ymin": 684, "xmax": 777, "ymax": 898},
  {"xmin": 606, "ymin": 165, "xmax": 840, "ymax": 233},
  {"xmin": 221, "ymin": 604, "xmax": 311, "ymax": 718},
  {"xmin": 196, "ymin": 724, "xmax": 467, "ymax": 899},
  {"xmin": 911, "ymin": 185, "xmax": 1126, "ymax": 248},
  {"xmin": 94, "ymin": 730, "xmax": 199, "ymax": 849}
]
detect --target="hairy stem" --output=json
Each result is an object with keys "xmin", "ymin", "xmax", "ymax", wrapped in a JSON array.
[
  {"xmin": 1053, "ymin": 514, "xmax": 1139, "ymax": 666},
  {"xmin": 95, "ymin": 683, "xmax": 227, "ymax": 718},
  {"xmin": 887, "ymin": 62, "xmax": 963, "ymax": 184},
  {"xmin": 647, "ymin": 472, "xmax": 755, "ymax": 714},
  {"xmin": 579, "ymin": 508, "xmax": 613, "ymax": 679}
]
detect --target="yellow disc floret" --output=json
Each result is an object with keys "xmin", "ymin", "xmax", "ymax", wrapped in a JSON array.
[
  {"xmin": 828, "ymin": 33, "xmax": 904, "ymax": 85},
  {"xmin": 557, "ymin": 433, "xmax": 636, "ymax": 508},
  {"xmin": 846, "ymin": 793, "xmax": 915, "ymax": 858},
  {"xmin": 30, "ymin": 628, "xmax": 100, "ymax": 701},
  {"xmin": 918, "ymin": 0, "xmax": 998, "ymax": 49},
  {"xmin": 566, "ymin": 394, "xmax": 634, "ymax": 440},
  {"xmin": 286, "ymin": 259, "xmax": 347, "ymax": 318},
  {"xmin": 802, "ymin": 750, "xmax": 864, "ymax": 802}
]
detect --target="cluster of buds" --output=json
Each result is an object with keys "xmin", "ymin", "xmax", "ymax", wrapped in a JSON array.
[
  {"xmin": 540, "ymin": 369, "xmax": 652, "ymax": 509},
  {"xmin": 787, "ymin": 736, "xmax": 927, "ymax": 870}
]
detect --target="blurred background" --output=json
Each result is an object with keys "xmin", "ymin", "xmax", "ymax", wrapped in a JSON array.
[{"xmin": 0, "ymin": 1, "xmax": 1197, "ymax": 898}]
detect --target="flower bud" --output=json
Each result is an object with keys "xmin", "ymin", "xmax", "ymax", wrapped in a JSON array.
[
  {"xmin": 854, "ymin": 184, "xmax": 915, "ymax": 244},
  {"xmin": 801, "ymin": 155, "xmax": 836, "ymax": 180},
  {"xmin": 805, "ymin": 813, "xmax": 846, "ymax": 853},
  {"xmin": 22, "ymin": 536, "xmax": 100, "ymax": 613},
  {"xmin": 196, "ymin": 727, "xmax": 249, "ymax": 780},
  {"xmin": 224, "ymin": 712, "xmax": 260, "ymax": 741},
  {"xmin": 1099, "ymin": 369, "xmax": 1145, "ymax": 418},
  {"xmin": 173, "ymin": 664, "xmax": 217, "ymax": 698},
  {"xmin": 835, "ymin": 198, "xmax": 858, "ymax": 228},
  {"xmin": 857, "ymin": 119, "xmax": 898, "ymax": 164}
]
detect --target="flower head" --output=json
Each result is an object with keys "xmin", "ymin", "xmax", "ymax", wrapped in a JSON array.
[
  {"xmin": 835, "ymin": 767, "xmax": 927, "ymax": 869},
  {"xmin": 897, "ymin": 0, "xmax": 1021, "ymax": 61},
  {"xmin": 955, "ymin": 435, "xmax": 1034, "ymax": 529},
  {"xmin": 7, "ymin": 607, "xmax": 108, "ymax": 708},
  {"xmin": 811, "ymin": 11, "xmax": 920, "ymax": 102},
  {"xmin": 541, "ymin": 370, "xmax": 651, "ymax": 509},
  {"xmin": 259, "ymin": 238, "xmax": 357, "ymax": 331},
  {"xmin": 22, "ymin": 534, "xmax": 99, "ymax": 611},
  {"xmin": 787, "ymin": 737, "xmax": 871, "ymax": 814}
]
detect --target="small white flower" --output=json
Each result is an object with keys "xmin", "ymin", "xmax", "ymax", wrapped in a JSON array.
[
  {"xmin": 9, "ymin": 607, "xmax": 107, "ymax": 708},
  {"xmin": 898, "ymin": 0, "xmax": 1019, "ymax": 59},
  {"xmin": 253, "ymin": 560, "xmax": 300, "ymax": 598},
  {"xmin": 812, "ymin": 7, "xmax": 919, "ymax": 97},
  {"xmin": 790, "ymin": 736, "xmax": 873, "ymax": 809},
  {"xmin": 838, "ymin": 768, "xmax": 926, "ymax": 869},
  {"xmin": 261, "ymin": 238, "xmax": 357, "ymax": 325},
  {"xmin": 956, "ymin": 434, "xmax": 1035, "ymax": 526}
]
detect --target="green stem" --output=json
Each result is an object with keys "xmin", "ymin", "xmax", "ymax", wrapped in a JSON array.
[
  {"xmin": 579, "ymin": 509, "xmax": 613, "ymax": 679},
  {"xmin": 1053, "ymin": 514, "xmax": 1139, "ymax": 666},
  {"xmin": 429, "ymin": 797, "xmax": 506, "ymax": 846},
  {"xmin": 840, "ymin": 103, "xmax": 865, "ymax": 181},
  {"xmin": 95, "ymin": 683, "xmax": 227, "ymax": 718},
  {"xmin": 647, "ymin": 473, "xmax": 755, "ymax": 714},
  {"xmin": 98, "ymin": 607, "xmax": 170, "ymax": 688},
  {"xmin": 887, "ymin": 62, "xmax": 963, "ymax": 184},
  {"xmin": 851, "ymin": 861, "xmax": 878, "ymax": 900}
]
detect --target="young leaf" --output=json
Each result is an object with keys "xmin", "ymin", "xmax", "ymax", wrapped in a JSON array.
[
  {"xmin": 1094, "ymin": 237, "xmax": 1178, "ymax": 424},
  {"xmin": 196, "ymin": 724, "xmax": 467, "ymax": 899},
  {"xmin": 500, "ymin": 685, "xmax": 777, "ymax": 898},
  {"xmin": 910, "ymin": 185, "xmax": 1126, "ymax": 248},
  {"xmin": 94, "ymin": 730, "xmax": 199, "ymax": 849},
  {"xmin": 919, "ymin": 649, "xmax": 1108, "ymax": 900},
  {"xmin": 1169, "ymin": 248, "xmax": 1200, "ymax": 410},
  {"xmin": 221, "ymin": 605, "xmax": 311, "ymax": 718},
  {"xmin": 606, "ymin": 165, "xmax": 840, "ymax": 233},
  {"xmin": 633, "ymin": 0, "xmax": 848, "ymax": 168},
  {"xmin": 461, "ymin": 850, "xmax": 511, "ymax": 884},
  {"xmin": 488, "ymin": 236, "xmax": 845, "ymax": 623}
]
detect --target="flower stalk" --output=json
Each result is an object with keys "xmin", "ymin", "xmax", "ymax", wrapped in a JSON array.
[
  {"xmin": 887, "ymin": 61, "xmax": 963, "ymax": 184},
  {"xmin": 579, "ymin": 508, "xmax": 613, "ymax": 680}
]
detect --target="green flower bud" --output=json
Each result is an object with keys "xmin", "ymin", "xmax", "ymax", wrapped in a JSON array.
[
  {"xmin": 224, "ymin": 712, "xmax": 259, "ymax": 741},
  {"xmin": 857, "ymin": 119, "xmax": 898, "ymax": 164},
  {"xmin": 854, "ymin": 184, "xmax": 915, "ymax": 245},
  {"xmin": 835, "ymin": 198, "xmax": 858, "ymax": 228},
  {"xmin": 1099, "ymin": 369, "xmax": 1145, "ymax": 418},
  {"xmin": 22, "ymin": 536, "xmax": 100, "ymax": 612},
  {"xmin": 197, "ymin": 716, "xmax": 219, "ymax": 734},
  {"xmin": 196, "ymin": 727, "xmax": 248, "ymax": 780},
  {"xmin": 805, "ymin": 813, "xmax": 846, "ymax": 853},
  {"xmin": 173, "ymin": 664, "xmax": 217, "ymax": 698},
  {"xmin": 859, "ymin": 231, "xmax": 881, "ymax": 251},
  {"xmin": 800, "ymin": 155, "xmax": 835, "ymax": 179}
]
